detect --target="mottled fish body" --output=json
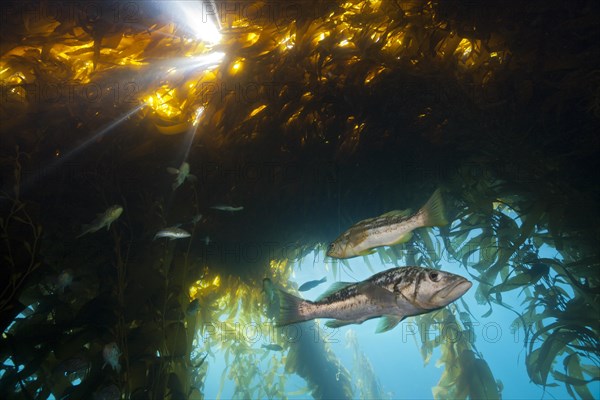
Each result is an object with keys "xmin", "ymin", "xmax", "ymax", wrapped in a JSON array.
[
  {"xmin": 167, "ymin": 161, "xmax": 196, "ymax": 190},
  {"xmin": 298, "ymin": 276, "xmax": 327, "ymax": 292},
  {"xmin": 153, "ymin": 226, "xmax": 191, "ymax": 240},
  {"xmin": 264, "ymin": 266, "xmax": 472, "ymax": 333},
  {"xmin": 77, "ymin": 205, "xmax": 123, "ymax": 238},
  {"xmin": 211, "ymin": 205, "xmax": 244, "ymax": 212},
  {"xmin": 327, "ymin": 189, "xmax": 448, "ymax": 259}
]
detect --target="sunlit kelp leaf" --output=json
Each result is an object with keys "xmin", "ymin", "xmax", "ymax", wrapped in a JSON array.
[
  {"xmin": 553, "ymin": 353, "xmax": 598, "ymax": 400},
  {"xmin": 489, "ymin": 264, "xmax": 548, "ymax": 295},
  {"xmin": 528, "ymin": 328, "xmax": 582, "ymax": 387}
]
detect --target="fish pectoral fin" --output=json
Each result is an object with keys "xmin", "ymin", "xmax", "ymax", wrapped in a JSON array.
[
  {"xmin": 375, "ymin": 315, "xmax": 404, "ymax": 333},
  {"xmin": 315, "ymin": 282, "xmax": 355, "ymax": 301},
  {"xmin": 357, "ymin": 248, "xmax": 376, "ymax": 256},
  {"xmin": 358, "ymin": 282, "xmax": 397, "ymax": 304},
  {"xmin": 389, "ymin": 231, "xmax": 413, "ymax": 245},
  {"xmin": 325, "ymin": 319, "xmax": 358, "ymax": 329},
  {"xmin": 166, "ymin": 167, "xmax": 179, "ymax": 174}
]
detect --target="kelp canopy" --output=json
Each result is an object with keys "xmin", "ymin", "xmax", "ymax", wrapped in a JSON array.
[{"xmin": 1, "ymin": 0, "xmax": 599, "ymax": 399}]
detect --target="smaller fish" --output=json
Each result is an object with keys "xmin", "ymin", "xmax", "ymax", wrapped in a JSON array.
[
  {"xmin": 261, "ymin": 344, "xmax": 283, "ymax": 351},
  {"xmin": 102, "ymin": 342, "xmax": 121, "ymax": 373},
  {"xmin": 186, "ymin": 298, "xmax": 200, "ymax": 315},
  {"xmin": 211, "ymin": 205, "xmax": 244, "ymax": 212},
  {"xmin": 204, "ymin": 236, "xmax": 211, "ymax": 245},
  {"xmin": 167, "ymin": 161, "xmax": 196, "ymax": 190},
  {"xmin": 56, "ymin": 270, "xmax": 73, "ymax": 294},
  {"xmin": 327, "ymin": 189, "xmax": 447, "ymax": 259},
  {"xmin": 298, "ymin": 277, "xmax": 327, "ymax": 292},
  {"xmin": 154, "ymin": 226, "xmax": 191, "ymax": 240},
  {"xmin": 78, "ymin": 205, "xmax": 123, "ymax": 238}
]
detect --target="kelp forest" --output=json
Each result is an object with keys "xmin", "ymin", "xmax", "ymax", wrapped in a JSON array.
[{"xmin": 0, "ymin": 0, "xmax": 598, "ymax": 399}]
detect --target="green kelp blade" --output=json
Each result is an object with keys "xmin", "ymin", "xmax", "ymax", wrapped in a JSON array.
[
  {"xmin": 553, "ymin": 371, "xmax": 597, "ymax": 400},
  {"xmin": 564, "ymin": 353, "xmax": 596, "ymax": 400},
  {"xmin": 363, "ymin": 254, "xmax": 375, "ymax": 273},
  {"xmin": 489, "ymin": 271, "xmax": 540, "ymax": 294},
  {"xmin": 532, "ymin": 330, "xmax": 580, "ymax": 387},
  {"xmin": 418, "ymin": 229, "xmax": 439, "ymax": 263},
  {"xmin": 469, "ymin": 358, "xmax": 501, "ymax": 400}
]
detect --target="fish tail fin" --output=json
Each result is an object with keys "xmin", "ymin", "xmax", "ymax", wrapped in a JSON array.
[
  {"xmin": 263, "ymin": 279, "xmax": 311, "ymax": 326},
  {"xmin": 76, "ymin": 225, "xmax": 89, "ymax": 238},
  {"xmin": 420, "ymin": 188, "xmax": 448, "ymax": 227},
  {"xmin": 277, "ymin": 289, "xmax": 311, "ymax": 326}
]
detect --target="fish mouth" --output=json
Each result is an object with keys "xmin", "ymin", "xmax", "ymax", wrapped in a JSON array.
[{"xmin": 437, "ymin": 279, "xmax": 472, "ymax": 301}]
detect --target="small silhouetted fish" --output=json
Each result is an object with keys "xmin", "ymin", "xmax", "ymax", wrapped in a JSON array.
[
  {"xmin": 186, "ymin": 298, "xmax": 200, "ymax": 315},
  {"xmin": 56, "ymin": 270, "xmax": 73, "ymax": 294},
  {"xmin": 77, "ymin": 205, "xmax": 123, "ymax": 238},
  {"xmin": 102, "ymin": 342, "xmax": 121, "ymax": 373},
  {"xmin": 211, "ymin": 205, "xmax": 243, "ymax": 212},
  {"xmin": 154, "ymin": 226, "xmax": 191, "ymax": 240},
  {"xmin": 167, "ymin": 161, "xmax": 196, "ymax": 190},
  {"xmin": 298, "ymin": 277, "xmax": 327, "ymax": 292},
  {"xmin": 262, "ymin": 344, "xmax": 283, "ymax": 351}
]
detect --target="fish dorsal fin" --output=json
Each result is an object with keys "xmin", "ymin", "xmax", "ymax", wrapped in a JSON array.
[
  {"xmin": 357, "ymin": 282, "xmax": 396, "ymax": 303},
  {"xmin": 380, "ymin": 209, "xmax": 413, "ymax": 218},
  {"xmin": 375, "ymin": 315, "xmax": 404, "ymax": 333},
  {"xmin": 315, "ymin": 282, "xmax": 355, "ymax": 301}
]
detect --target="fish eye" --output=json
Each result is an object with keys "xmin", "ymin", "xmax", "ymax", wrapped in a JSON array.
[
  {"xmin": 328, "ymin": 243, "xmax": 334, "ymax": 249},
  {"xmin": 429, "ymin": 272, "xmax": 440, "ymax": 282}
]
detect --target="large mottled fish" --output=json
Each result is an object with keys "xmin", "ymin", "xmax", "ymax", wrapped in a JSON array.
[
  {"xmin": 77, "ymin": 205, "xmax": 123, "ymax": 238},
  {"xmin": 167, "ymin": 161, "xmax": 196, "ymax": 190},
  {"xmin": 263, "ymin": 266, "xmax": 471, "ymax": 333},
  {"xmin": 327, "ymin": 189, "xmax": 448, "ymax": 259}
]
